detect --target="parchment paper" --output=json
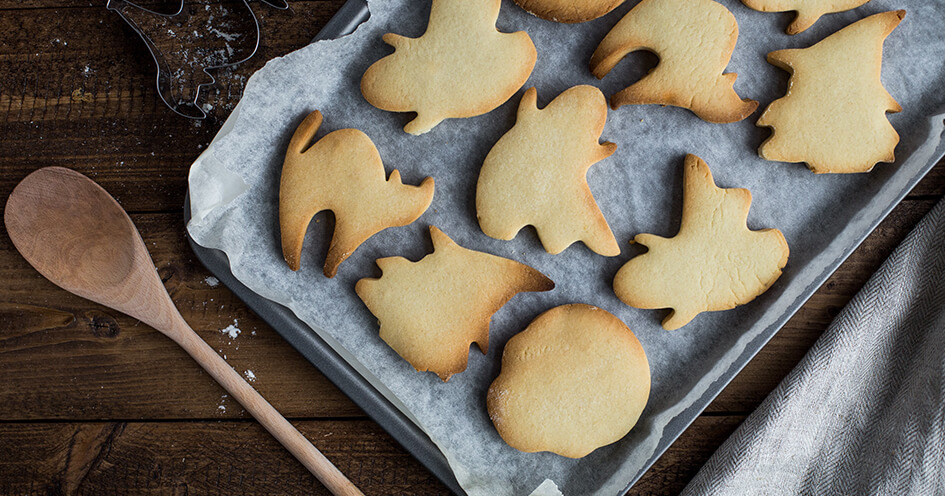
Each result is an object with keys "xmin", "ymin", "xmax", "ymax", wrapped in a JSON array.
[{"xmin": 186, "ymin": 1, "xmax": 945, "ymax": 494}]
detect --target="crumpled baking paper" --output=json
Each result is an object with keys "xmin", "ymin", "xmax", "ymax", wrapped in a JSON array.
[{"xmin": 187, "ymin": 1, "xmax": 945, "ymax": 494}]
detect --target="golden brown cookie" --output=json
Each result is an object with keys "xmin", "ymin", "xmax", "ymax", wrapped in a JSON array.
[
  {"xmin": 476, "ymin": 86, "xmax": 620, "ymax": 257},
  {"xmin": 757, "ymin": 11, "xmax": 904, "ymax": 173},
  {"xmin": 590, "ymin": 0, "xmax": 758, "ymax": 123},
  {"xmin": 280, "ymin": 110, "xmax": 435, "ymax": 277},
  {"xmin": 742, "ymin": 0, "xmax": 873, "ymax": 34},
  {"xmin": 487, "ymin": 304, "xmax": 650, "ymax": 458},
  {"xmin": 355, "ymin": 226, "xmax": 554, "ymax": 381},
  {"xmin": 613, "ymin": 155, "xmax": 789, "ymax": 330},
  {"xmin": 360, "ymin": 0, "xmax": 537, "ymax": 135},
  {"xmin": 512, "ymin": 0, "xmax": 625, "ymax": 23}
]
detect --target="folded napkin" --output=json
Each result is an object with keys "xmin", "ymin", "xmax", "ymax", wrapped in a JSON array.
[{"xmin": 682, "ymin": 196, "xmax": 945, "ymax": 496}]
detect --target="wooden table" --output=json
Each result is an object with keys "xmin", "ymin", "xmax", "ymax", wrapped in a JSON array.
[{"xmin": 1, "ymin": 1, "xmax": 942, "ymax": 494}]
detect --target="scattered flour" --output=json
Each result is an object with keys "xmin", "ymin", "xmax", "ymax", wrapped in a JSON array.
[
  {"xmin": 220, "ymin": 319, "xmax": 241, "ymax": 339},
  {"xmin": 209, "ymin": 28, "xmax": 240, "ymax": 42},
  {"xmin": 204, "ymin": 276, "xmax": 220, "ymax": 287},
  {"xmin": 244, "ymin": 370, "xmax": 256, "ymax": 382}
]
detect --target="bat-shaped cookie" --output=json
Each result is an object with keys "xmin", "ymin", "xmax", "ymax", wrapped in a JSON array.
[{"xmin": 356, "ymin": 226, "xmax": 554, "ymax": 381}]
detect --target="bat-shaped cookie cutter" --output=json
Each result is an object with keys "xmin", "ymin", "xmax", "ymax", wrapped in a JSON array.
[{"xmin": 106, "ymin": 0, "xmax": 288, "ymax": 119}]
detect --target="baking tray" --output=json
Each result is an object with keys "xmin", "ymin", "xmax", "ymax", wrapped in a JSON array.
[{"xmin": 183, "ymin": 0, "xmax": 945, "ymax": 494}]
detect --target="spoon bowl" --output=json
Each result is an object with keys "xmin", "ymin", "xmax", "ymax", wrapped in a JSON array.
[{"xmin": 5, "ymin": 167, "xmax": 168, "ymax": 331}]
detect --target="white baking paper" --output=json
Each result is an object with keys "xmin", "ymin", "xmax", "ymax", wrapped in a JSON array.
[{"xmin": 187, "ymin": 1, "xmax": 945, "ymax": 494}]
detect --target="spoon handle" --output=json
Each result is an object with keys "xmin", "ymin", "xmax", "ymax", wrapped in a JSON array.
[{"xmin": 170, "ymin": 318, "xmax": 365, "ymax": 496}]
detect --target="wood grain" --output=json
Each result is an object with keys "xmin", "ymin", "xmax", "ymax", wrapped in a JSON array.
[
  {"xmin": 0, "ymin": 416, "xmax": 744, "ymax": 495},
  {"xmin": 0, "ymin": 420, "xmax": 448, "ymax": 496}
]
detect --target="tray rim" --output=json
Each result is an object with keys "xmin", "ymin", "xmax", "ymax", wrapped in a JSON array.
[{"xmin": 183, "ymin": 0, "xmax": 945, "ymax": 494}]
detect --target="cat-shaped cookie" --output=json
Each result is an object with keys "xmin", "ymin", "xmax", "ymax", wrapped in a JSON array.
[{"xmin": 280, "ymin": 111, "xmax": 434, "ymax": 277}]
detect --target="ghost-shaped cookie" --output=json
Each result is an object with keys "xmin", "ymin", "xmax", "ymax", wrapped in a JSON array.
[
  {"xmin": 360, "ymin": 0, "xmax": 536, "ymax": 135},
  {"xmin": 279, "ymin": 110, "xmax": 435, "ymax": 277},
  {"xmin": 590, "ymin": 0, "xmax": 758, "ymax": 123},
  {"xmin": 757, "ymin": 11, "xmax": 904, "ymax": 174},
  {"xmin": 613, "ymin": 155, "xmax": 789, "ymax": 330},
  {"xmin": 356, "ymin": 226, "xmax": 554, "ymax": 381},
  {"xmin": 476, "ymin": 86, "xmax": 620, "ymax": 257},
  {"xmin": 741, "ymin": 0, "xmax": 873, "ymax": 34}
]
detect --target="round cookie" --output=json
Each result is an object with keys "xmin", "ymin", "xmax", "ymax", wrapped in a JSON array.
[
  {"xmin": 487, "ymin": 304, "xmax": 650, "ymax": 458},
  {"xmin": 513, "ymin": 0, "xmax": 625, "ymax": 23}
]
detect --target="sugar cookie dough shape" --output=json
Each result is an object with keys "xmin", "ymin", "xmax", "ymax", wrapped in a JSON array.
[
  {"xmin": 476, "ymin": 86, "xmax": 620, "ymax": 257},
  {"xmin": 487, "ymin": 304, "xmax": 650, "ymax": 458},
  {"xmin": 613, "ymin": 155, "xmax": 789, "ymax": 330},
  {"xmin": 512, "ymin": 0, "xmax": 626, "ymax": 23},
  {"xmin": 590, "ymin": 0, "xmax": 758, "ymax": 123},
  {"xmin": 741, "ymin": 0, "xmax": 872, "ymax": 34},
  {"xmin": 757, "ymin": 10, "xmax": 904, "ymax": 174},
  {"xmin": 355, "ymin": 226, "xmax": 554, "ymax": 381},
  {"xmin": 360, "ymin": 0, "xmax": 537, "ymax": 135},
  {"xmin": 280, "ymin": 110, "xmax": 435, "ymax": 277}
]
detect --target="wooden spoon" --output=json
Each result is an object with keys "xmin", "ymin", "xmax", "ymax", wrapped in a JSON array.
[{"xmin": 4, "ymin": 167, "xmax": 363, "ymax": 496}]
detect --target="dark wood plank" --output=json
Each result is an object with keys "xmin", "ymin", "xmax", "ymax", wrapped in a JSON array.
[
  {"xmin": 633, "ymin": 416, "xmax": 745, "ymax": 494},
  {"xmin": 0, "ymin": 415, "xmax": 745, "ymax": 495},
  {"xmin": 0, "ymin": 419, "xmax": 450, "ymax": 495}
]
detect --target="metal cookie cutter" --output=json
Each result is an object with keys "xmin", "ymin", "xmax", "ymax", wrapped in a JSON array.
[{"xmin": 107, "ymin": 0, "xmax": 288, "ymax": 119}]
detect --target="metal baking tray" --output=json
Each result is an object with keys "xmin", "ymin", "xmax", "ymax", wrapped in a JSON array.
[{"xmin": 184, "ymin": 0, "xmax": 945, "ymax": 494}]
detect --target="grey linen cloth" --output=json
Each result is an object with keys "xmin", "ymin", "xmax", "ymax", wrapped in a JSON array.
[{"xmin": 682, "ymin": 197, "xmax": 945, "ymax": 496}]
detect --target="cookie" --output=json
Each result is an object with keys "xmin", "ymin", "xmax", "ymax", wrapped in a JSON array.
[
  {"xmin": 280, "ymin": 110, "xmax": 435, "ymax": 277},
  {"xmin": 355, "ymin": 226, "xmax": 554, "ymax": 381},
  {"xmin": 613, "ymin": 155, "xmax": 789, "ymax": 330},
  {"xmin": 512, "ymin": 0, "xmax": 625, "ymax": 23},
  {"xmin": 360, "ymin": 0, "xmax": 537, "ymax": 135},
  {"xmin": 487, "ymin": 304, "xmax": 650, "ymax": 458},
  {"xmin": 589, "ymin": 0, "xmax": 758, "ymax": 123},
  {"xmin": 742, "ymin": 0, "xmax": 873, "ymax": 34},
  {"xmin": 476, "ymin": 86, "xmax": 620, "ymax": 257},
  {"xmin": 756, "ymin": 11, "xmax": 904, "ymax": 174}
]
